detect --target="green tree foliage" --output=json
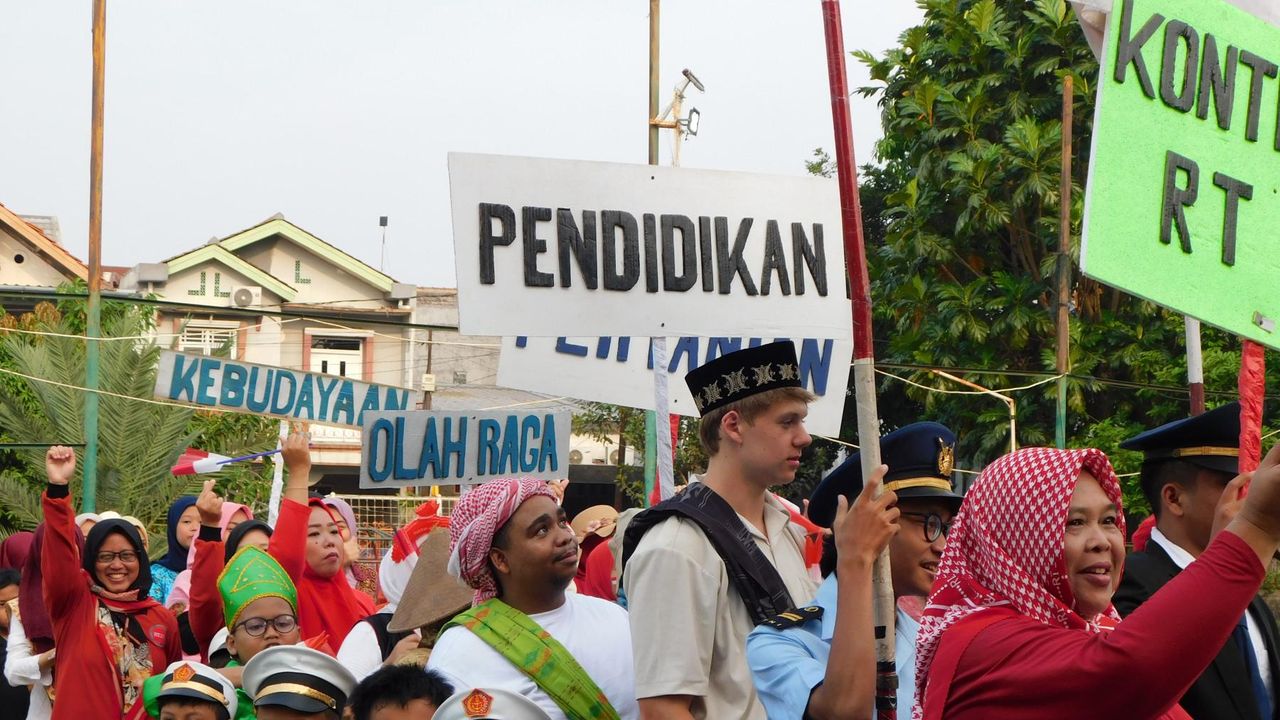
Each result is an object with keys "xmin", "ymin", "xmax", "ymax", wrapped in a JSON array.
[
  {"xmin": 0, "ymin": 287, "xmax": 278, "ymax": 547},
  {"xmin": 571, "ymin": 402, "xmax": 708, "ymax": 505},
  {"xmin": 841, "ymin": 0, "xmax": 1274, "ymax": 515}
]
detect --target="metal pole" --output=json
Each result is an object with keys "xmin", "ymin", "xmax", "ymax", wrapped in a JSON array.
[
  {"xmin": 1055, "ymin": 75, "xmax": 1073, "ymax": 449},
  {"xmin": 820, "ymin": 2, "xmax": 894, "ymax": 716},
  {"xmin": 932, "ymin": 370, "xmax": 1018, "ymax": 453},
  {"xmin": 83, "ymin": 0, "xmax": 107, "ymax": 512}
]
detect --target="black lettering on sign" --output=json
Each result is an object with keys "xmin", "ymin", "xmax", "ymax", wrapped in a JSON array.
[
  {"xmin": 716, "ymin": 217, "xmax": 759, "ymax": 296},
  {"xmin": 1196, "ymin": 35, "xmax": 1238, "ymax": 130},
  {"xmin": 1212, "ymin": 172, "xmax": 1253, "ymax": 266},
  {"xmin": 661, "ymin": 214, "xmax": 697, "ymax": 292},
  {"xmin": 601, "ymin": 210, "xmax": 640, "ymax": 291},
  {"xmin": 698, "ymin": 216, "xmax": 715, "ymax": 292},
  {"xmin": 792, "ymin": 223, "xmax": 828, "ymax": 296},
  {"xmin": 556, "ymin": 209, "xmax": 598, "ymax": 289},
  {"xmin": 643, "ymin": 214, "xmax": 659, "ymax": 293},
  {"xmin": 1160, "ymin": 21, "xmax": 1198, "ymax": 113},
  {"xmin": 522, "ymin": 206, "xmax": 554, "ymax": 287},
  {"xmin": 1114, "ymin": 0, "xmax": 1164, "ymax": 99},
  {"xmin": 1239, "ymin": 51, "xmax": 1278, "ymax": 142},
  {"xmin": 760, "ymin": 220, "xmax": 792, "ymax": 296},
  {"xmin": 1160, "ymin": 151, "xmax": 1199, "ymax": 253},
  {"xmin": 478, "ymin": 203, "xmax": 516, "ymax": 285}
]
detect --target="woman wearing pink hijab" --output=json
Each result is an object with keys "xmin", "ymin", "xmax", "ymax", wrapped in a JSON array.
[{"xmin": 166, "ymin": 501, "xmax": 253, "ymax": 612}]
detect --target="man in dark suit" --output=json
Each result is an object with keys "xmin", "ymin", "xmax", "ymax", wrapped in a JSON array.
[{"xmin": 1114, "ymin": 401, "xmax": 1279, "ymax": 720}]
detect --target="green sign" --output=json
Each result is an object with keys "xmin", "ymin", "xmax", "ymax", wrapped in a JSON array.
[{"xmin": 1082, "ymin": 0, "xmax": 1280, "ymax": 346}]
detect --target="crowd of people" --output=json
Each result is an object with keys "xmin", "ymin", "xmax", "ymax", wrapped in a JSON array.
[{"xmin": 2, "ymin": 339, "xmax": 1280, "ymax": 719}]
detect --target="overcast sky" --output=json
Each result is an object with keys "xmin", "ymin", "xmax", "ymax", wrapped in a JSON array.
[{"xmin": 0, "ymin": 2, "xmax": 922, "ymax": 288}]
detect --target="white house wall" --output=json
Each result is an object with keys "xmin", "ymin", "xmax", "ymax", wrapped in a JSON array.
[
  {"xmin": 235, "ymin": 237, "xmax": 387, "ymax": 309},
  {"xmin": 0, "ymin": 226, "xmax": 73, "ymax": 287}
]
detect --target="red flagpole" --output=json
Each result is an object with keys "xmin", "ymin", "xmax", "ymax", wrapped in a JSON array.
[{"xmin": 821, "ymin": 2, "xmax": 896, "ymax": 717}]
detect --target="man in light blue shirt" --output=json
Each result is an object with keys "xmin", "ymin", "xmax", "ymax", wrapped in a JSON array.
[{"xmin": 747, "ymin": 422, "xmax": 961, "ymax": 720}]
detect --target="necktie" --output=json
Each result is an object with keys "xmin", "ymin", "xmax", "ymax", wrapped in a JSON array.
[{"xmin": 1234, "ymin": 611, "xmax": 1273, "ymax": 720}]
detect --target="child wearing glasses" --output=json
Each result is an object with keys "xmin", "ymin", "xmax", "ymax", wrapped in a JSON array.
[
  {"xmin": 41, "ymin": 445, "xmax": 183, "ymax": 719},
  {"xmin": 747, "ymin": 422, "xmax": 963, "ymax": 720},
  {"xmin": 143, "ymin": 545, "xmax": 300, "ymax": 720}
]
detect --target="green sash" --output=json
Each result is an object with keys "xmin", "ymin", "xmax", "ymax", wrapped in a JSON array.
[{"xmin": 443, "ymin": 599, "xmax": 621, "ymax": 720}]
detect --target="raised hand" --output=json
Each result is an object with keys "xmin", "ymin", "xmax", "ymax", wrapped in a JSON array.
[
  {"xmin": 196, "ymin": 478, "xmax": 224, "ymax": 527},
  {"xmin": 281, "ymin": 430, "xmax": 312, "ymax": 477},
  {"xmin": 1239, "ymin": 443, "xmax": 1280, "ymax": 542},
  {"xmin": 1211, "ymin": 472, "xmax": 1251, "ymax": 540},
  {"xmin": 45, "ymin": 446, "xmax": 77, "ymax": 486},
  {"xmin": 832, "ymin": 464, "xmax": 899, "ymax": 568}
]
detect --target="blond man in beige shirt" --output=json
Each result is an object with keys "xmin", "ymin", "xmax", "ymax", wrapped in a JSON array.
[{"xmin": 622, "ymin": 341, "xmax": 820, "ymax": 720}]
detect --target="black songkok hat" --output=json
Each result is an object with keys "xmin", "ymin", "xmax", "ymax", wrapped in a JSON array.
[
  {"xmin": 1120, "ymin": 401, "xmax": 1240, "ymax": 475},
  {"xmin": 685, "ymin": 341, "xmax": 803, "ymax": 416}
]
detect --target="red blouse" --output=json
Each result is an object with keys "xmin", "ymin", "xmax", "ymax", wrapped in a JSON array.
[
  {"xmin": 925, "ymin": 531, "xmax": 1264, "ymax": 720},
  {"xmin": 42, "ymin": 490, "xmax": 180, "ymax": 720}
]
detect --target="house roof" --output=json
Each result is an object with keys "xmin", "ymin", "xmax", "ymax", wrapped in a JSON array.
[
  {"xmin": 218, "ymin": 216, "xmax": 396, "ymax": 293},
  {"xmin": 165, "ymin": 244, "xmax": 298, "ymax": 301},
  {"xmin": 0, "ymin": 203, "xmax": 89, "ymax": 281}
]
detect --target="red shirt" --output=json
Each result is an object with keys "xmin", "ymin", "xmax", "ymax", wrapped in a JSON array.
[
  {"xmin": 188, "ymin": 529, "xmax": 226, "ymax": 658},
  {"xmin": 42, "ymin": 490, "xmax": 180, "ymax": 720},
  {"xmin": 926, "ymin": 531, "xmax": 1264, "ymax": 720},
  {"xmin": 269, "ymin": 499, "xmax": 373, "ymax": 647}
]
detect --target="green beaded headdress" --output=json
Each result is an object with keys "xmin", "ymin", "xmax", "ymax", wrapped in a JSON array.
[{"xmin": 217, "ymin": 545, "xmax": 298, "ymax": 631}]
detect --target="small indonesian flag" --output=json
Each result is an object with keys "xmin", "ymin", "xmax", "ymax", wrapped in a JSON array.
[{"xmin": 171, "ymin": 447, "xmax": 282, "ymax": 476}]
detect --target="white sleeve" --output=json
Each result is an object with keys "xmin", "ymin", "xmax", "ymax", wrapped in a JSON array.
[
  {"xmin": 5, "ymin": 615, "xmax": 50, "ymax": 687},
  {"xmin": 334, "ymin": 621, "xmax": 385, "ymax": 683}
]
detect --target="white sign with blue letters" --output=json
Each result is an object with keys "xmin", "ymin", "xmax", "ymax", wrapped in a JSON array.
[
  {"xmin": 154, "ymin": 350, "xmax": 413, "ymax": 428},
  {"xmin": 359, "ymin": 409, "xmax": 572, "ymax": 488},
  {"xmin": 497, "ymin": 335, "xmax": 852, "ymax": 436}
]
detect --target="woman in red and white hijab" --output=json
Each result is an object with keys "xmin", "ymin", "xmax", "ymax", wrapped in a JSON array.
[{"xmin": 914, "ymin": 445, "xmax": 1280, "ymax": 720}]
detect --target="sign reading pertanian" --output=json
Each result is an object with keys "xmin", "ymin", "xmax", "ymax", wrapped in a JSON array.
[
  {"xmin": 1081, "ymin": 0, "xmax": 1280, "ymax": 347},
  {"xmin": 359, "ymin": 409, "xmax": 572, "ymax": 488},
  {"xmin": 154, "ymin": 351, "xmax": 413, "ymax": 428},
  {"xmin": 449, "ymin": 152, "xmax": 853, "ymax": 339},
  {"xmin": 497, "ymin": 335, "xmax": 852, "ymax": 436}
]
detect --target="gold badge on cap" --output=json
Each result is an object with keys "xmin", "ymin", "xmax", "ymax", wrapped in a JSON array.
[
  {"xmin": 937, "ymin": 438, "xmax": 955, "ymax": 476},
  {"xmin": 463, "ymin": 689, "xmax": 494, "ymax": 717},
  {"xmin": 173, "ymin": 663, "xmax": 196, "ymax": 683}
]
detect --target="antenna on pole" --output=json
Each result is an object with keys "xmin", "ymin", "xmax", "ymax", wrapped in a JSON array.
[{"xmin": 379, "ymin": 216, "xmax": 389, "ymax": 271}]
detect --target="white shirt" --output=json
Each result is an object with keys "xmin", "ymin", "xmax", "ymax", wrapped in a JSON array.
[
  {"xmin": 4, "ymin": 614, "xmax": 53, "ymax": 720},
  {"xmin": 1150, "ymin": 527, "xmax": 1274, "ymax": 699},
  {"xmin": 427, "ymin": 593, "xmax": 639, "ymax": 720},
  {"xmin": 336, "ymin": 617, "xmax": 390, "ymax": 683}
]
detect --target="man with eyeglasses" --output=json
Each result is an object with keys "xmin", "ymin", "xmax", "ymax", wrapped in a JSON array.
[{"xmin": 747, "ymin": 422, "xmax": 963, "ymax": 720}]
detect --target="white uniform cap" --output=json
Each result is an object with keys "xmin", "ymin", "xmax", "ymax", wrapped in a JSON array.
[
  {"xmin": 242, "ymin": 645, "xmax": 357, "ymax": 715},
  {"xmin": 154, "ymin": 660, "xmax": 238, "ymax": 719},
  {"xmin": 433, "ymin": 687, "xmax": 553, "ymax": 720}
]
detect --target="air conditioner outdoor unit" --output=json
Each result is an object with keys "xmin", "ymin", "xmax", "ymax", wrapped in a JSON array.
[
  {"xmin": 609, "ymin": 449, "xmax": 622, "ymax": 465},
  {"xmin": 569, "ymin": 450, "xmax": 584, "ymax": 464},
  {"xmin": 232, "ymin": 286, "xmax": 262, "ymax": 308}
]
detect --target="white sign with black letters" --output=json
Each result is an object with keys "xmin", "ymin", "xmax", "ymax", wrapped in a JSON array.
[{"xmin": 449, "ymin": 153, "xmax": 852, "ymax": 339}]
